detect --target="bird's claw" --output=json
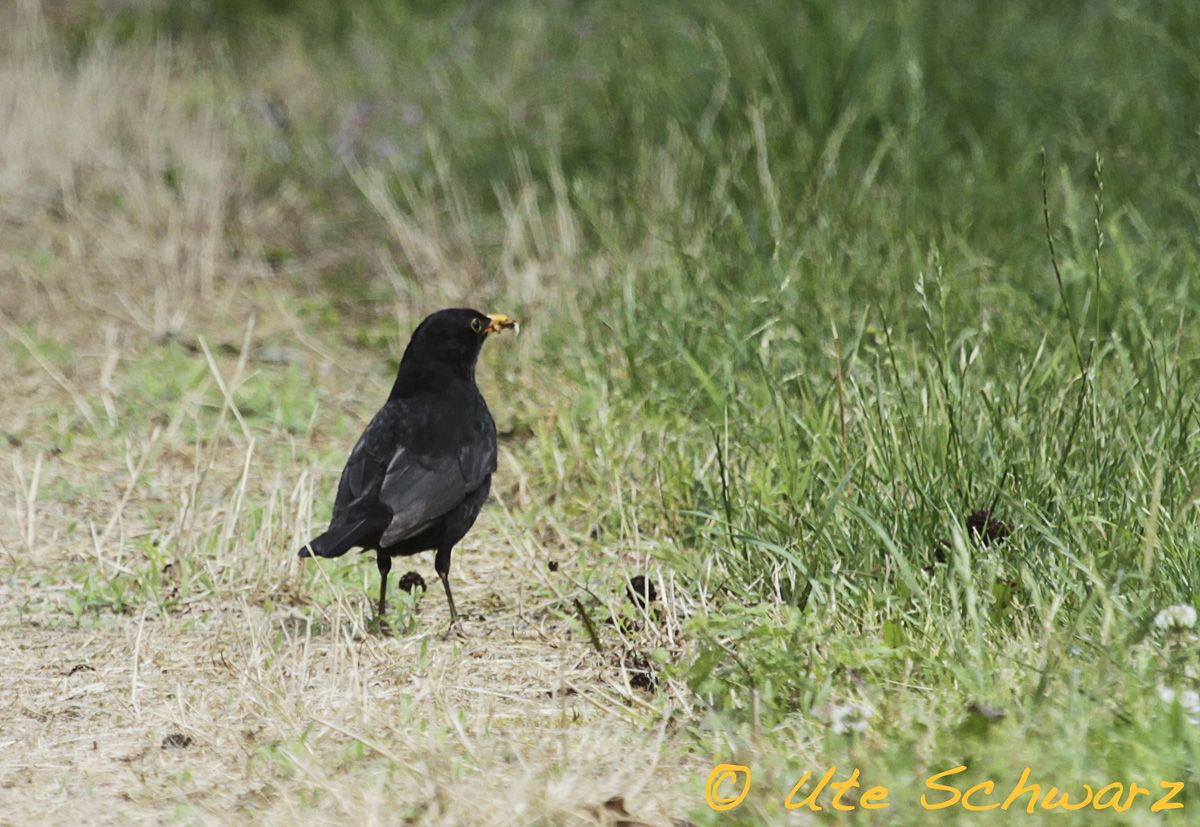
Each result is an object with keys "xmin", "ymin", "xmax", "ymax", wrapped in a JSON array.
[{"xmin": 442, "ymin": 620, "xmax": 467, "ymax": 640}]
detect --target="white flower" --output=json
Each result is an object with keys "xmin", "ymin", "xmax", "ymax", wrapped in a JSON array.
[
  {"xmin": 1154, "ymin": 604, "xmax": 1197, "ymax": 632},
  {"xmin": 827, "ymin": 701, "xmax": 874, "ymax": 735},
  {"xmin": 1158, "ymin": 686, "xmax": 1200, "ymax": 724}
]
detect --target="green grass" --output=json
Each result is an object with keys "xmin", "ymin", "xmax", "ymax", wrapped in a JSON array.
[{"xmin": 15, "ymin": 1, "xmax": 1200, "ymax": 822}]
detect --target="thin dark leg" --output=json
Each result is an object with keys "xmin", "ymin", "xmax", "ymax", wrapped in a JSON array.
[
  {"xmin": 434, "ymin": 546, "xmax": 458, "ymax": 625},
  {"xmin": 376, "ymin": 552, "xmax": 392, "ymax": 619}
]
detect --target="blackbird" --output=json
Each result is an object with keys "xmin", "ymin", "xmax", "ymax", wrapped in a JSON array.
[{"xmin": 298, "ymin": 308, "xmax": 518, "ymax": 628}]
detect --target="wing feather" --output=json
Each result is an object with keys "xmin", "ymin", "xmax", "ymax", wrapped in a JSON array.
[
  {"xmin": 327, "ymin": 393, "xmax": 496, "ymax": 550},
  {"xmin": 376, "ymin": 406, "xmax": 496, "ymax": 548}
]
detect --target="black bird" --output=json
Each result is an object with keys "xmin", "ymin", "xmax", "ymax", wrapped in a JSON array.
[{"xmin": 298, "ymin": 308, "xmax": 518, "ymax": 628}]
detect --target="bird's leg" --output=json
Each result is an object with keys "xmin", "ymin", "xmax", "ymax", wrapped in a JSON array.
[
  {"xmin": 376, "ymin": 552, "xmax": 392, "ymax": 624},
  {"xmin": 434, "ymin": 547, "xmax": 461, "ymax": 633}
]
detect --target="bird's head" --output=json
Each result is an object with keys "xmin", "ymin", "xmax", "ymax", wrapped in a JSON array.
[{"xmin": 393, "ymin": 308, "xmax": 518, "ymax": 394}]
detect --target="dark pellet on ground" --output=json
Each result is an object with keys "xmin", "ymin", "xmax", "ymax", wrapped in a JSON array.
[
  {"xmin": 630, "ymin": 671, "xmax": 655, "ymax": 691},
  {"xmin": 931, "ymin": 510, "xmax": 1013, "ymax": 568},
  {"xmin": 626, "ymin": 652, "xmax": 658, "ymax": 691},
  {"xmin": 397, "ymin": 571, "xmax": 426, "ymax": 593},
  {"xmin": 626, "ymin": 575, "xmax": 657, "ymax": 609},
  {"xmin": 932, "ymin": 539, "xmax": 950, "ymax": 565},
  {"xmin": 547, "ymin": 559, "xmax": 559, "ymax": 572},
  {"xmin": 966, "ymin": 508, "xmax": 1011, "ymax": 545},
  {"xmin": 162, "ymin": 733, "xmax": 193, "ymax": 750}
]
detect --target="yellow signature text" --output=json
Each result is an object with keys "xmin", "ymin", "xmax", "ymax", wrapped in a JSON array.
[{"xmin": 704, "ymin": 763, "xmax": 1185, "ymax": 813}]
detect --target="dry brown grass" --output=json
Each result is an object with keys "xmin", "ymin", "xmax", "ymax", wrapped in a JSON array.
[
  {"xmin": 1, "ymin": 6, "xmax": 250, "ymax": 331},
  {"xmin": 0, "ymin": 593, "xmax": 700, "ymax": 824},
  {"xmin": 0, "ymin": 6, "xmax": 704, "ymax": 823}
]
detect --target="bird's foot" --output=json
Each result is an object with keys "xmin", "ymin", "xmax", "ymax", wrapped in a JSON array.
[
  {"xmin": 369, "ymin": 615, "xmax": 394, "ymax": 636},
  {"xmin": 441, "ymin": 620, "xmax": 467, "ymax": 640}
]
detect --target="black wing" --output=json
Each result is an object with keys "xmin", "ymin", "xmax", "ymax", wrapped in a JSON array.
[
  {"xmin": 335, "ymin": 399, "xmax": 490, "ymax": 547},
  {"xmin": 329, "ymin": 403, "xmax": 404, "ymax": 523},
  {"xmin": 297, "ymin": 405, "xmax": 402, "ymax": 558},
  {"xmin": 377, "ymin": 405, "xmax": 496, "ymax": 548},
  {"xmin": 328, "ymin": 393, "xmax": 496, "ymax": 549}
]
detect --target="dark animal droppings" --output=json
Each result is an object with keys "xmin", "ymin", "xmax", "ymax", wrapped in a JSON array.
[
  {"xmin": 397, "ymin": 571, "xmax": 426, "ymax": 593},
  {"xmin": 932, "ymin": 539, "xmax": 950, "ymax": 565},
  {"xmin": 966, "ymin": 508, "xmax": 1011, "ymax": 546},
  {"xmin": 626, "ymin": 575, "xmax": 657, "ymax": 609},
  {"xmin": 626, "ymin": 651, "xmax": 658, "ymax": 691},
  {"xmin": 162, "ymin": 733, "xmax": 193, "ymax": 750}
]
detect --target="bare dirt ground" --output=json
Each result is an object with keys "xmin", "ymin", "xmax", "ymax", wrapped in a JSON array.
[{"xmin": 0, "ymin": 550, "xmax": 700, "ymax": 824}]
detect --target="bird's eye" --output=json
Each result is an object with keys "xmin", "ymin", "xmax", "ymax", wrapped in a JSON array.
[{"xmin": 470, "ymin": 318, "xmax": 485, "ymax": 333}]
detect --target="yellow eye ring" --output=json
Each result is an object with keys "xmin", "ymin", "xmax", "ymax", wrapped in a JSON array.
[{"xmin": 470, "ymin": 318, "xmax": 485, "ymax": 333}]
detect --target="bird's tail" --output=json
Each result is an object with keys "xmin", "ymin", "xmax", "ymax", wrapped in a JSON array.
[{"xmin": 297, "ymin": 519, "xmax": 379, "ymax": 559}]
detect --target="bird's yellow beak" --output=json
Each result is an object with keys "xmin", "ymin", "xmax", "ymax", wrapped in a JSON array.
[{"xmin": 485, "ymin": 313, "xmax": 519, "ymax": 335}]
